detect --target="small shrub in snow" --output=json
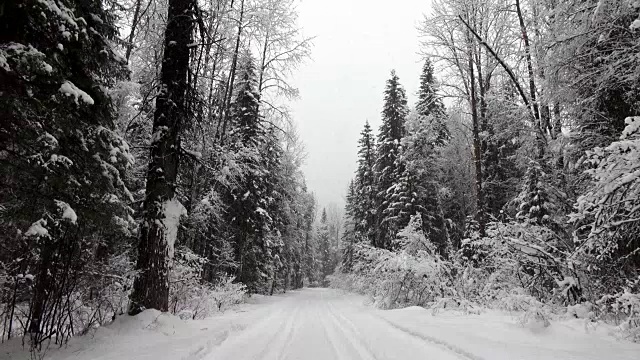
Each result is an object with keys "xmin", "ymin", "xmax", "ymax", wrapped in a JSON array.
[
  {"xmin": 567, "ymin": 302, "xmax": 594, "ymax": 320},
  {"xmin": 430, "ymin": 297, "xmax": 481, "ymax": 315},
  {"xmin": 519, "ymin": 306, "xmax": 551, "ymax": 330},
  {"xmin": 170, "ymin": 247, "xmax": 247, "ymax": 319},
  {"xmin": 210, "ymin": 276, "xmax": 247, "ymax": 312},
  {"xmin": 597, "ymin": 289, "xmax": 640, "ymax": 342}
]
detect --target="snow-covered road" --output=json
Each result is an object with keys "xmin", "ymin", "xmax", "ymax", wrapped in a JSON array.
[
  {"xmin": 5, "ymin": 288, "xmax": 640, "ymax": 360},
  {"xmin": 207, "ymin": 288, "xmax": 463, "ymax": 360},
  {"xmin": 207, "ymin": 288, "xmax": 640, "ymax": 360}
]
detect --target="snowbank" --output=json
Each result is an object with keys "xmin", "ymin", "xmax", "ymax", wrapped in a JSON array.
[
  {"xmin": 1, "ymin": 294, "xmax": 284, "ymax": 360},
  {"xmin": 376, "ymin": 306, "xmax": 640, "ymax": 360}
]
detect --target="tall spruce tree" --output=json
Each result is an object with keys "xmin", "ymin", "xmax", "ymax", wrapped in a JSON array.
[
  {"xmin": 382, "ymin": 60, "xmax": 450, "ymax": 253},
  {"xmin": 353, "ymin": 121, "xmax": 377, "ymax": 244},
  {"xmin": 375, "ymin": 71, "xmax": 409, "ymax": 249},
  {"xmin": 223, "ymin": 52, "xmax": 276, "ymax": 292},
  {"xmin": 231, "ymin": 52, "xmax": 262, "ymax": 146},
  {"xmin": 416, "ymin": 59, "xmax": 449, "ymax": 145},
  {"xmin": 385, "ymin": 112, "xmax": 449, "ymax": 255},
  {"xmin": 341, "ymin": 180, "xmax": 358, "ymax": 271},
  {"xmin": 317, "ymin": 208, "xmax": 333, "ymax": 284}
]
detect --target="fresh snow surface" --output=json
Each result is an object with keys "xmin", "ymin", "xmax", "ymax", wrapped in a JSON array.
[{"xmin": 3, "ymin": 289, "xmax": 640, "ymax": 360}]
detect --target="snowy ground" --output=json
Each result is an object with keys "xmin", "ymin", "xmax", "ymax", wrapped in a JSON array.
[{"xmin": 3, "ymin": 288, "xmax": 640, "ymax": 360}]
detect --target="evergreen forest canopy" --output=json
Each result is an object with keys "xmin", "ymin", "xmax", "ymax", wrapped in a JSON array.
[{"xmin": 1, "ymin": 0, "xmax": 640, "ymax": 350}]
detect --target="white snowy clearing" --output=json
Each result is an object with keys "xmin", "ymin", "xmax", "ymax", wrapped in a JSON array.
[{"xmin": 3, "ymin": 288, "xmax": 640, "ymax": 360}]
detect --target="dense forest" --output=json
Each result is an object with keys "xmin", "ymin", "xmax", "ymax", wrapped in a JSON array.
[
  {"xmin": 336, "ymin": 0, "xmax": 640, "ymax": 342},
  {"xmin": 1, "ymin": 0, "xmax": 640, "ymax": 353},
  {"xmin": 0, "ymin": 0, "xmax": 342, "ymax": 349}
]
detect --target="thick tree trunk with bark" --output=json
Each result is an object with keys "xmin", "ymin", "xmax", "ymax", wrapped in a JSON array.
[{"xmin": 130, "ymin": 0, "xmax": 194, "ymax": 315}]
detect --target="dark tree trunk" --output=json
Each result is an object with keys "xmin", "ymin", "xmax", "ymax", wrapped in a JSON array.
[
  {"xmin": 516, "ymin": 0, "xmax": 545, "ymax": 158},
  {"xmin": 130, "ymin": 0, "xmax": 194, "ymax": 315},
  {"xmin": 219, "ymin": 0, "xmax": 245, "ymax": 144},
  {"xmin": 467, "ymin": 33, "xmax": 485, "ymax": 237},
  {"xmin": 125, "ymin": 0, "xmax": 144, "ymax": 62}
]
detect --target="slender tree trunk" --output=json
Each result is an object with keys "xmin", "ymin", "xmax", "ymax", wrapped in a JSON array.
[
  {"xmin": 259, "ymin": 31, "xmax": 269, "ymax": 94},
  {"xmin": 531, "ymin": 0, "xmax": 553, "ymax": 140},
  {"xmin": 553, "ymin": 103, "xmax": 562, "ymax": 138},
  {"xmin": 130, "ymin": 0, "xmax": 194, "ymax": 315},
  {"xmin": 125, "ymin": 0, "xmax": 144, "ymax": 62},
  {"xmin": 219, "ymin": 0, "xmax": 245, "ymax": 144},
  {"xmin": 467, "ymin": 30, "xmax": 485, "ymax": 237},
  {"xmin": 516, "ymin": 0, "xmax": 545, "ymax": 157}
]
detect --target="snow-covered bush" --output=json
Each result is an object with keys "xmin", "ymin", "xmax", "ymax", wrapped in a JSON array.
[
  {"xmin": 210, "ymin": 276, "xmax": 247, "ymax": 313},
  {"xmin": 430, "ymin": 297, "xmax": 481, "ymax": 315},
  {"xmin": 519, "ymin": 305, "xmax": 552, "ymax": 330},
  {"xmin": 0, "ymin": 249, "xmax": 134, "ymax": 341},
  {"xmin": 567, "ymin": 301, "xmax": 594, "ymax": 320},
  {"xmin": 597, "ymin": 289, "xmax": 640, "ymax": 342},
  {"xmin": 169, "ymin": 247, "xmax": 247, "ymax": 320},
  {"xmin": 331, "ymin": 217, "xmax": 456, "ymax": 309},
  {"xmin": 460, "ymin": 221, "xmax": 578, "ymax": 305},
  {"xmin": 570, "ymin": 116, "xmax": 640, "ymax": 288}
]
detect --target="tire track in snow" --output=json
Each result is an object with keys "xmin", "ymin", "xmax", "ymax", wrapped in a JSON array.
[
  {"xmin": 375, "ymin": 315, "xmax": 486, "ymax": 360},
  {"xmin": 320, "ymin": 301, "xmax": 379, "ymax": 360},
  {"xmin": 325, "ymin": 300, "xmax": 380, "ymax": 360},
  {"xmin": 318, "ymin": 309, "xmax": 348, "ymax": 360},
  {"xmin": 259, "ymin": 303, "xmax": 301, "ymax": 360},
  {"xmin": 205, "ymin": 305, "xmax": 294, "ymax": 360},
  {"xmin": 329, "ymin": 299, "xmax": 464, "ymax": 360}
]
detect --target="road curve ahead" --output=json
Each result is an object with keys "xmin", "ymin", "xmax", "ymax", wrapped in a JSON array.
[{"xmin": 206, "ymin": 288, "xmax": 465, "ymax": 360}]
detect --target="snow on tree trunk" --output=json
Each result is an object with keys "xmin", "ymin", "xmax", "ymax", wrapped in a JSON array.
[
  {"xmin": 163, "ymin": 197, "xmax": 187, "ymax": 260},
  {"xmin": 130, "ymin": 0, "xmax": 194, "ymax": 315}
]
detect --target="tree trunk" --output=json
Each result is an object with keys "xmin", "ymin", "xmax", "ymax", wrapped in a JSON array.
[
  {"xmin": 467, "ymin": 30, "xmax": 485, "ymax": 237},
  {"xmin": 130, "ymin": 0, "xmax": 194, "ymax": 315},
  {"xmin": 516, "ymin": 0, "xmax": 544, "ymax": 157},
  {"xmin": 125, "ymin": 0, "xmax": 144, "ymax": 62},
  {"xmin": 219, "ymin": 0, "xmax": 245, "ymax": 144}
]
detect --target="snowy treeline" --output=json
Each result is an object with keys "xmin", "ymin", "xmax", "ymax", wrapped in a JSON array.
[
  {"xmin": 336, "ymin": 0, "xmax": 640, "ymax": 342},
  {"xmin": 0, "ymin": 0, "xmax": 338, "ymax": 350}
]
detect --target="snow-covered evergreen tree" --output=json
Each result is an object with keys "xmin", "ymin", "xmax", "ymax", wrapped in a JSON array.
[
  {"xmin": 341, "ymin": 180, "xmax": 358, "ymax": 271},
  {"xmin": 570, "ymin": 116, "xmax": 640, "ymax": 286},
  {"xmin": 221, "ymin": 51, "xmax": 280, "ymax": 293},
  {"xmin": 416, "ymin": 59, "xmax": 449, "ymax": 146},
  {"xmin": 231, "ymin": 51, "xmax": 263, "ymax": 146},
  {"xmin": 0, "ymin": 0, "xmax": 134, "ymax": 341},
  {"xmin": 514, "ymin": 160, "xmax": 553, "ymax": 225},
  {"xmin": 387, "ymin": 112, "xmax": 449, "ymax": 255},
  {"xmin": 375, "ymin": 71, "xmax": 409, "ymax": 249},
  {"xmin": 353, "ymin": 121, "xmax": 377, "ymax": 244},
  {"xmin": 317, "ymin": 208, "xmax": 334, "ymax": 284}
]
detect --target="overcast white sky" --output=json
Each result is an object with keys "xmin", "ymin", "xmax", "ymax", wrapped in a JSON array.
[{"xmin": 291, "ymin": 0, "xmax": 433, "ymax": 209}]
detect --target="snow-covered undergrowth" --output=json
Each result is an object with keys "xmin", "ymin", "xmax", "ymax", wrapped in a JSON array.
[
  {"xmin": 330, "ymin": 216, "xmax": 458, "ymax": 309},
  {"xmin": 1, "ymin": 293, "xmax": 278, "ymax": 360},
  {"xmin": 329, "ymin": 244, "xmax": 456, "ymax": 310},
  {"xmin": 332, "ymin": 216, "xmax": 640, "ymax": 342},
  {"xmin": 0, "ymin": 247, "xmax": 247, "ymax": 349},
  {"xmin": 170, "ymin": 247, "xmax": 247, "ymax": 320}
]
